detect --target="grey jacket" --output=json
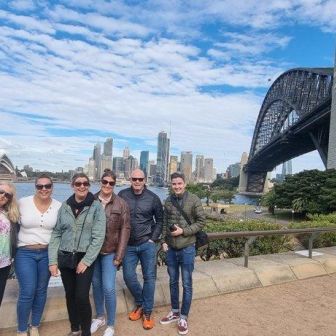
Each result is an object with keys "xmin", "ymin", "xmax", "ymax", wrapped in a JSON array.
[{"xmin": 48, "ymin": 200, "xmax": 106, "ymax": 267}]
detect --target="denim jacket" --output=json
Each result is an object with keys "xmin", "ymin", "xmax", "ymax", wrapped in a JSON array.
[{"xmin": 48, "ymin": 200, "xmax": 106, "ymax": 267}]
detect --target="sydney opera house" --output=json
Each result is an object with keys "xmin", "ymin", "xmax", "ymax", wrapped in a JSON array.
[{"xmin": 0, "ymin": 153, "xmax": 16, "ymax": 180}]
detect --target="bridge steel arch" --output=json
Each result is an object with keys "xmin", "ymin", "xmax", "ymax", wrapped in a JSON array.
[{"xmin": 243, "ymin": 68, "xmax": 334, "ymax": 193}]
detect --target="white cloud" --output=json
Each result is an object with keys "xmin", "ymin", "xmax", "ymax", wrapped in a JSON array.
[{"xmin": 0, "ymin": 0, "xmax": 334, "ymax": 174}]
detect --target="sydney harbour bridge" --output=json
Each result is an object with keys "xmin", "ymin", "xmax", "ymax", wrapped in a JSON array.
[{"xmin": 240, "ymin": 67, "xmax": 336, "ymax": 193}]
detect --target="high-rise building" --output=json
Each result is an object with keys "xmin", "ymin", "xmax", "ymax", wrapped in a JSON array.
[
  {"xmin": 104, "ymin": 138, "xmax": 113, "ymax": 157},
  {"xmin": 87, "ymin": 158, "xmax": 96, "ymax": 181},
  {"xmin": 149, "ymin": 161, "xmax": 156, "ymax": 178},
  {"xmin": 112, "ymin": 157, "xmax": 124, "ymax": 178},
  {"xmin": 93, "ymin": 143, "xmax": 101, "ymax": 180},
  {"xmin": 204, "ymin": 158, "xmax": 214, "ymax": 182},
  {"xmin": 140, "ymin": 151, "xmax": 149, "ymax": 177},
  {"xmin": 124, "ymin": 155, "xmax": 138, "ymax": 179},
  {"xmin": 169, "ymin": 155, "xmax": 178, "ymax": 176},
  {"xmin": 155, "ymin": 131, "xmax": 170, "ymax": 186},
  {"xmin": 100, "ymin": 138, "xmax": 113, "ymax": 175},
  {"xmin": 226, "ymin": 162, "xmax": 240, "ymax": 178},
  {"xmin": 123, "ymin": 147, "xmax": 130, "ymax": 159},
  {"xmin": 180, "ymin": 151, "xmax": 193, "ymax": 183},
  {"xmin": 195, "ymin": 155, "xmax": 204, "ymax": 182}
]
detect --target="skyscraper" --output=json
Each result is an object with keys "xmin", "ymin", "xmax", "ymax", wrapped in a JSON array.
[
  {"xmin": 204, "ymin": 158, "xmax": 214, "ymax": 182},
  {"xmin": 124, "ymin": 155, "xmax": 138, "ymax": 179},
  {"xmin": 169, "ymin": 155, "xmax": 178, "ymax": 176},
  {"xmin": 112, "ymin": 157, "xmax": 124, "ymax": 178},
  {"xmin": 140, "ymin": 151, "xmax": 149, "ymax": 177},
  {"xmin": 180, "ymin": 151, "xmax": 193, "ymax": 183},
  {"xmin": 101, "ymin": 138, "xmax": 113, "ymax": 175},
  {"xmin": 195, "ymin": 155, "xmax": 204, "ymax": 182},
  {"xmin": 156, "ymin": 131, "xmax": 170, "ymax": 186},
  {"xmin": 123, "ymin": 146, "xmax": 130, "ymax": 159},
  {"xmin": 104, "ymin": 138, "xmax": 113, "ymax": 157},
  {"xmin": 93, "ymin": 143, "xmax": 101, "ymax": 180}
]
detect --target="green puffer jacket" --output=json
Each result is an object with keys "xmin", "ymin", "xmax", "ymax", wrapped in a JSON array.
[
  {"xmin": 162, "ymin": 191, "xmax": 206, "ymax": 250},
  {"xmin": 48, "ymin": 200, "xmax": 106, "ymax": 267}
]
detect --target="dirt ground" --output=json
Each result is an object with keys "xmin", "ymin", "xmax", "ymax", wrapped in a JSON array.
[{"xmin": 1, "ymin": 275, "xmax": 336, "ymax": 336}]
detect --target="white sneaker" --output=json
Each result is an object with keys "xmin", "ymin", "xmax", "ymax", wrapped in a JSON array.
[
  {"xmin": 103, "ymin": 326, "xmax": 115, "ymax": 336},
  {"xmin": 90, "ymin": 318, "xmax": 106, "ymax": 333}
]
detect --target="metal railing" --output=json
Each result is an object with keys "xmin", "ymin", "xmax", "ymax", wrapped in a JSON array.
[{"xmin": 207, "ymin": 227, "xmax": 336, "ymax": 268}]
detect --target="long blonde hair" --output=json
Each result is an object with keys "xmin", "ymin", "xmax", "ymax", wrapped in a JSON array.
[{"xmin": 0, "ymin": 181, "xmax": 20, "ymax": 223}]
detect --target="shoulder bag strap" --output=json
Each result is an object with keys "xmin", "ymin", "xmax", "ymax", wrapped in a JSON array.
[{"xmin": 170, "ymin": 197, "xmax": 192, "ymax": 226}]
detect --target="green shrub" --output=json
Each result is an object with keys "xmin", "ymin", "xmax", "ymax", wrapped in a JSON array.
[
  {"xmin": 199, "ymin": 218, "xmax": 293, "ymax": 260},
  {"xmin": 288, "ymin": 213, "xmax": 336, "ymax": 248}
]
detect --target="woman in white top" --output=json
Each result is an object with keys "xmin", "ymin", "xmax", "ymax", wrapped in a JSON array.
[
  {"xmin": 0, "ymin": 181, "xmax": 20, "ymax": 307},
  {"xmin": 15, "ymin": 174, "xmax": 61, "ymax": 336}
]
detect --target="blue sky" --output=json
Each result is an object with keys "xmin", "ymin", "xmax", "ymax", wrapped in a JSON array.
[{"xmin": 0, "ymin": 0, "xmax": 335, "ymax": 173}]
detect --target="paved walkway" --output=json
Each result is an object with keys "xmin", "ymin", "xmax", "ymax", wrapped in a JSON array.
[{"xmin": 1, "ymin": 275, "xmax": 336, "ymax": 336}]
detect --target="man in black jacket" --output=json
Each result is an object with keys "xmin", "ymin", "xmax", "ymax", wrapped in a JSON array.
[{"xmin": 118, "ymin": 168, "xmax": 163, "ymax": 330}]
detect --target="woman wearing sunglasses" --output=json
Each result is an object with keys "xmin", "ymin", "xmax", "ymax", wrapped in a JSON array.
[
  {"xmin": 15, "ymin": 174, "xmax": 61, "ymax": 336},
  {"xmin": 90, "ymin": 169, "xmax": 130, "ymax": 336},
  {"xmin": 0, "ymin": 181, "xmax": 19, "ymax": 307},
  {"xmin": 48, "ymin": 173, "xmax": 106, "ymax": 336}
]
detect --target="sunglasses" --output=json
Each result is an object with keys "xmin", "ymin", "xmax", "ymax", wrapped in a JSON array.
[
  {"xmin": 131, "ymin": 177, "xmax": 144, "ymax": 182},
  {"xmin": 35, "ymin": 184, "xmax": 53, "ymax": 190},
  {"xmin": 74, "ymin": 181, "xmax": 90, "ymax": 187},
  {"xmin": 101, "ymin": 179, "xmax": 116, "ymax": 186},
  {"xmin": 0, "ymin": 190, "xmax": 13, "ymax": 201}
]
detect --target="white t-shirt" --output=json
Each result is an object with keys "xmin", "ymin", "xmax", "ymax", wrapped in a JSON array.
[{"xmin": 18, "ymin": 195, "xmax": 61, "ymax": 247}]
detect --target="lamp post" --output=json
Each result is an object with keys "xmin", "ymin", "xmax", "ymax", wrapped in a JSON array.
[
  {"xmin": 292, "ymin": 209, "xmax": 295, "ymax": 223},
  {"xmin": 244, "ymin": 203, "xmax": 247, "ymax": 221},
  {"xmin": 274, "ymin": 205, "xmax": 277, "ymax": 225}
]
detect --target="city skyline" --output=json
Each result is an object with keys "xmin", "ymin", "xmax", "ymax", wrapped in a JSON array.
[
  {"xmin": 83, "ymin": 134, "xmax": 219, "ymax": 183},
  {"xmin": 0, "ymin": 1, "xmax": 334, "ymax": 174}
]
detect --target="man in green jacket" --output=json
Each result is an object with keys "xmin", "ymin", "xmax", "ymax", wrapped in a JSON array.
[{"xmin": 160, "ymin": 172, "xmax": 205, "ymax": 335}]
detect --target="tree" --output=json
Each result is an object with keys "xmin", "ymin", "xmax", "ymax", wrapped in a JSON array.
[{"xmin": 262, "ymin": 169, "xmax": 336, "ymax": 215}]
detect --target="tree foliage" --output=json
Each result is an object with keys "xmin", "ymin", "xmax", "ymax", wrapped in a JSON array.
[
  {"xmin": 262, "ymin": 169, "xmax": 336, "ymax": 214},
  {"xmin": 211, "ymin": 176, "xmax": 239, "ymax": 190}
]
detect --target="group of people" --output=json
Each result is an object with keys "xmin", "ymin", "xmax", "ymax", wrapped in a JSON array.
[{"xmin": 0, "ymin": 168, "xmax": 205, "ymax": 336}]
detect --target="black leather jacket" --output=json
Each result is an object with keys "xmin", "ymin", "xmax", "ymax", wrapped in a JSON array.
[{"xmin": 118, "ymin": 187, "xmax": 163, "ymax": 246}]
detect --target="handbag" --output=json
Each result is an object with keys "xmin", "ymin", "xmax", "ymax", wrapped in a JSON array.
[
  {"xmin": 57, "ymin": 206, "xmax": 91, "ymax": 269},
  {"xmin": 170, "ymin": 196, "xmax": 209, "ymax": 250}
]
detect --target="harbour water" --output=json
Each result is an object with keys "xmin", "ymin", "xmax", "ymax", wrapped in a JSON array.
[{"xmin": 13, "ymin": 182, "xmax": 259, "ymax": 205}]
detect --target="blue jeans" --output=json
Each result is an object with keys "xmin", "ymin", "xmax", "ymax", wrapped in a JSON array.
[
  {"xmin": 122, "ymin": 241, "xmax": 156, "ymax": 315},
  {"xmin": 166, "ymin": 245, "xmax": 195, "ymax": 319},
  {"xmin": 15, "ymin": 247, "xmax": 50, "ymax": 332},
  {"xmin": 92, "ymin": 254, "xmax": 117, "ymax": 326}
]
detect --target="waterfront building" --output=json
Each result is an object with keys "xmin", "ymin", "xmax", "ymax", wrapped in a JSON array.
[
  {"xmin": 124, "ymin": 155, "xmax": 138, "ymax": 179},
  {"xmin": 104, "ymin": 138, "xmax": 113, "ymax": 157},
  {"xmin": 169, "ymin": 155, "xmax": 178, "ymax": 176},
  {"xmin": 204, "ymin": 158, "xmax": 214, "ymax": 182},
  {"xmin": 93, "ymin": 143, "xmax": 101, "ymax": 180},
  {"xmin": 87, "ymin": 158, "xmax": 95, "ymax": 181},
  {"xmin": 140, "ymin": 151, "xmax": 149, "ymax": 177},
  {"xmin": 195, "ymin": 155, "xmax": 205, "ymax": 182},
  {"xmin": 155, "ymin": 131, "xmax": 170, "ymax": 186},
  {"xmin": 0, "ymin": 153, "xmax": 16, "ymax": 180},
  {"xmin": 180, "ymin": 151, "xmax": 193, "ymax": 183},
  {"xmin": 226, "ymin": 162, "xmax": 240, "ymax": 178},
  {"xmin": 113, "ymin": 157, "xmax": 124, "ymax": 178},
  {"xmin": 101, "ymin": 154, "xmax": 112, "ymax": 175},
  {"xmin": 123, "ymin": 146, "xmax": 130, "ymax": 159},
  {"xmin": 149, "ymin": 161, "xmax": 156, "ymax": 178}
]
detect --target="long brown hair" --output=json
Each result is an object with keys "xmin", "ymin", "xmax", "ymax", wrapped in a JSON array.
[{"xmin": 0, "ymin": 181, "xmax": 20, "ymax": 223}]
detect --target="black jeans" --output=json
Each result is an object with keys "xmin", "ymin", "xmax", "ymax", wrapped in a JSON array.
[
  {"xmin": 0, "ymin": 265, "xmax": 11, "ymax": 306},
  {"xmin": 60, "ymin": 264, "xmax": 94, "ymax": 336}
]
